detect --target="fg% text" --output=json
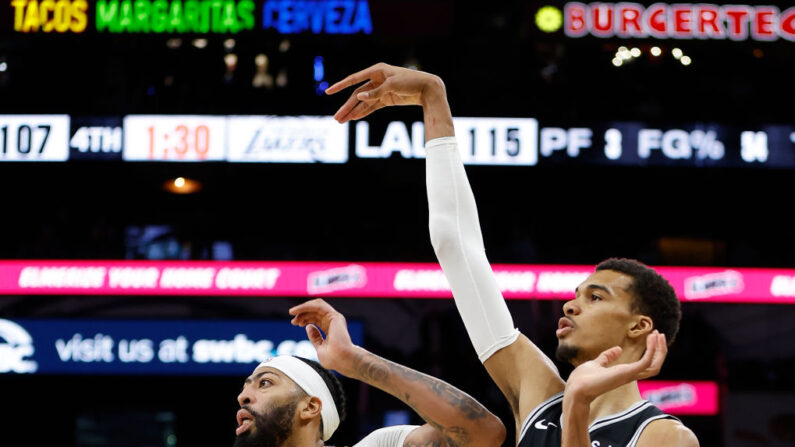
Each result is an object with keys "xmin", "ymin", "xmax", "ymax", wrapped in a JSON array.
[{"xmin": 636, "ymin": 129, "xmax": 725, "ymax": 161}]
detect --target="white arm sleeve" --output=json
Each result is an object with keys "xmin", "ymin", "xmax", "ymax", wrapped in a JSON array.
[
  {"xmin": 426, "ymin": 136, "xmax": 520, "ymax": 362},
  {"xmin": 352, "ymin": 425, "xmax": 420, "ymax": 447}
]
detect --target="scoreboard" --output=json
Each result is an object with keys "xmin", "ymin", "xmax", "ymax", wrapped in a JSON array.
[{"xmin": 1, "ymin": 114, "xmax": 794, "ymax": 168}]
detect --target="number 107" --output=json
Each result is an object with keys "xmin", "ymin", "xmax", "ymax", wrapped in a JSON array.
[{"xmin": 0, "ymin": 124, "xmax": 51, "ymax": 155}]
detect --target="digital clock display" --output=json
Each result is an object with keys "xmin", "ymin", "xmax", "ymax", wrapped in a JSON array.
[{"xmin": 123, "ymin": 115, "xmax": 227, "ymax": 162}]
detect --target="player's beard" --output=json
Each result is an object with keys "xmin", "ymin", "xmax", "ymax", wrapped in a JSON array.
[
  {"xmin": 233, "ymin": 399, "xmax": 298, "ymax": 447},
  {"xmin": 555, "ymin": 343, "xmax": 580, "ymax": 363}
]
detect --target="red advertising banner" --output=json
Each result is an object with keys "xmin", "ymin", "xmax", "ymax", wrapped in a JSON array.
[
  {"xmin": 639, "ymin": 381, "xmax": 720, "ymax": 415},
  {"xmin": 1, "ymin": 260, "xmax": 794, "ymax": 303},
  {"xmin": 563, "ymin": 2, "xmax": 795, "ymax": 41}
]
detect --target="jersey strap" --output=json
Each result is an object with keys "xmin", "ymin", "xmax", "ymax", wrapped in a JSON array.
[{"xmin": 518, "ymin": 392, "xmax": 564, "ymax": 441}]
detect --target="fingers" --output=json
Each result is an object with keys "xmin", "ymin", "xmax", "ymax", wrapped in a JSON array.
[
  {"xmin": 356, "ymin": 78, "xmax": 392, "ymax": 101},
  {"xmin": 333, "ymin": 82, "xmax": 373, "ymax": 122},
  {"xmin": 336, "ymin": 99, "xmax": 366, "ymax": 123},
  {"xmin": 638, "ymin": 332, "xmax": 668, "ymax": 379},
  {"xmin": 633, "ymin": 330, "xmax": 659, "ymax": 370},
  {"xmin": 633, "ymin": 331, "xmax": 667, "ymax": 380},
  {"xmin": 325, "ymin": 63, "xmax": 385, "ymax": 95},
  {"xmin": 291, "ymin": 311, "xmax": 320, "ymax": 327},
  {"xmin": 289, "ymin": 299, "xmax": 330, "ymax": 330},
  {"xmin": 305, "ymin": 324, "xmax": 324, "ymax": 347},
  {"xmin": 288, "ymin": 298, "xmax": 332, "ymax": 316},
  {"xmin": 594, "ymin": 346, "xmax": 623, "ymax": 366},
  {"xmin": 343, "ymin": 100, "xmax": 387, "ymax": 122}
]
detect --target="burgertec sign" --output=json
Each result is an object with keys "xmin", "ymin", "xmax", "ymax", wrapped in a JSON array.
[{"xmin": 564, "ymin": 3, "xmax": 795, "ymax": 41}]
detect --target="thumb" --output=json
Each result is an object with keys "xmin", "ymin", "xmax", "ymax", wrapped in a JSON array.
[
  {"xmin": 306, "ymin": 324, "xmax": 325, "ymax": 348},
  {"xmin": 595, "ymin": 346, "xmax": 623, "ymax": 366},
  {"xmin": 357, "ymin": 79, "xmax": 392, "ymax": 101}
]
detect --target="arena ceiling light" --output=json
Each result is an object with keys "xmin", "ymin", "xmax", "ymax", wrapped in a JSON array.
[{"xmin": 163, "ymin": 177, "xmax": 202, "ymax": 195}]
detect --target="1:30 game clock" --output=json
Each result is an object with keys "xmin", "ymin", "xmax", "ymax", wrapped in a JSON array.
[{"xmin": 123, "ymin": 116, "xmax": 226, "ymax": 162}]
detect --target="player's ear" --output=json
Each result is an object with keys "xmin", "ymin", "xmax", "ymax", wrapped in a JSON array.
[
  {"xmin": 298, "ymin": 396, "xmax": 323, "ymax": 422},
  {"xmin": 627, "ymin": 315, "xmax": 653, "ymax": 339}
]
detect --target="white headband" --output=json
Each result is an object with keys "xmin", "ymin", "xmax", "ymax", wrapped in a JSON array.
[{"xmin": 256, "ymin": 356, "xmax": 340, "ymax": 441}]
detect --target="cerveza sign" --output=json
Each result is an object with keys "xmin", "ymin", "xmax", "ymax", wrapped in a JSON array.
[
  {"xmin": 550, "ymin": 2, "xmax": 795, "ymax": 41},
  {"xmin": 0, "ymin": 318, "xmax": 363, "ymax": 375},
  {"xmin": 262, "ymin": 0, "xmax": 372, "ymax": 34},
  {"xmin": 7, "ymin": 0, "xmax": 372, "ymax": 34}
]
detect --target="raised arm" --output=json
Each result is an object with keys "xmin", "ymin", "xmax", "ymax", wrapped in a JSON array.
[
  {"xmin": 327, "ymin": 63, "xmax": 564, "ymax": 430},
  {"xmin": 418, "ymin": 91, "xmax": 564, "ymax": 428},
  {"xmin": 425, "ymin": 134, "xmax": 565, "ymax": 423},
  {"xmin": 290, "ymin": 298, "xmax": 506, "ymax": 447}
]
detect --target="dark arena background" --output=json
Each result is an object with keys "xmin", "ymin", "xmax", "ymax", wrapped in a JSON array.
[{"xmin": 1, "ymin": 1, "xmax": 795, "ymax": 446}]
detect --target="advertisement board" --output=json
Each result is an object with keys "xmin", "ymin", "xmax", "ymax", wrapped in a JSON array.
[
  {"xmin": 0, "ymin": 317, "xmax": 363, "ymax": 375},
  {"xmin": 2, "ymin": 260, "xmax": 794, "ymax": 304},
  {"xmin": 639, "ymin": 380, "xmax": 719, "ymax": 415}
]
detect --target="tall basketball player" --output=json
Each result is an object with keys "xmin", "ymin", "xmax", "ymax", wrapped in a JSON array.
[{"xmin": 326, "ymin": 62, "xmax": 699, "ymax": 446}]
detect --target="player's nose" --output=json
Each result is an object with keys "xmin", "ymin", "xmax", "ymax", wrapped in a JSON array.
[
  {"xmin": 237, "ymin": 384, "xmax": 254, "ymax": 407},
  {"xmin": 562, "ymin": 299, "xmax": 580, "ymax": 315}
]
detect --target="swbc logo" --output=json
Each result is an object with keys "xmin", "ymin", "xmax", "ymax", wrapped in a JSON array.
[{"xmin": 0, "ymin": 319, "xmax": 38, "ymax": 373}]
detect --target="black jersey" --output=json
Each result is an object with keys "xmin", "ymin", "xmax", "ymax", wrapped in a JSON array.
[{"xmin": 518, "ymin": 393, "xmax": 678, "ymax": 447}]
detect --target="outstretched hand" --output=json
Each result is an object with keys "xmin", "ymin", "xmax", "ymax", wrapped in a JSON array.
[
  {"xmin": 289, "ymin": 298, "xmax": 357, "ymax": 376},
  {"xmin": 325, "ymin": 62, "xmax": 442, "ymax": 123},
  {"xmin": 565, "ymin": 330, "xmax": 668, "ymax": 403}
]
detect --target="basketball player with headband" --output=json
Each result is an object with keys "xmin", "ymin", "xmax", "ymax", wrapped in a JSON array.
[
  {"xmin": 325, "ymin": 63, "xmax": 699, "ymax": 446},
  {"xmin": 235, "ymin": 298, "xmax": 506, "ymax": 447}
]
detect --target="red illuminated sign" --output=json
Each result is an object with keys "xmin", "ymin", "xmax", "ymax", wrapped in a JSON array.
[
  {"xmin": 564, "ymin": 3, "xmax": 795, "ymax": 41},
  {"xmin": 2, "ymin": 260, "xmax": 795, "ymax": 303}
]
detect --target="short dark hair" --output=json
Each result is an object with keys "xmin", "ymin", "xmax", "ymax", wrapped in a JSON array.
[
  {"xmin": 295, "ymin": 356, "xmax": 347, "ymax": 426},
  {"xmin": 595, "ymin": 258, "xmax": 681, "ymax": 346}
]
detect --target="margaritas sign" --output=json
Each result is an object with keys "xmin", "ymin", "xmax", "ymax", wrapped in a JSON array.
[{"xmin": 95, "ymin": 0, "xmax": 256, "ymax": 33}]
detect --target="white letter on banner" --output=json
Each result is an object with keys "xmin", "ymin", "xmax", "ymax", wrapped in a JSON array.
[
  {"xmin": 638, "ymin": 129, "xmax": 662, "ymax": 158},
  {"xmin": 355, "ymin": 121, "xmax": 381, "ymax": 158},
  {"xmin": 567, "ymin": 128, "xmax": 592, "ymax": 156},
  {"xmin": 540, "ymin": 127, "xmax": 567, "ymax": 156},
  {"xmin": 380, "ymin": 121, "xmax": 413, "ymax": 158}
]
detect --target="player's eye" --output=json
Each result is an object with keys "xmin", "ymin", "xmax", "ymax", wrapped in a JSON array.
[
  {"xmin": 259, "ymin": 378, "xmax": 272, "ymax": 388},
  {"xmin": 591, "ymin": 294, "xmax": 602, "ymax": 301}
]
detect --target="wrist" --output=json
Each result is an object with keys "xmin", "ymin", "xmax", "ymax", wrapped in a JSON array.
[
  {"xmin": 563, "ymin": 385, "xmax": 594, "ymax": 407},
  {"xmin": 562, "ymin": 392, "xmax": 591, "ymax": 420},
  {"xmin": 420, "ymin": 75, "xmax": 447, "ymax": 109},
  {"xmin": 338, "ymin": 345, "xmax": 369, "ymax": 379},
  {"xmin": 420, "ymin": 75, "xmax": 454, "ymax": 141}
]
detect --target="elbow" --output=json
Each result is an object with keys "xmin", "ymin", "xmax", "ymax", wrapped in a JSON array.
[
  {"xmin": 477, "ymin": 415, "xmax": 507, "ymax": 447},
  {"xmin": 492, "ymin": 417, "xmax": 508, "ymax": 447},
  {"xmin": 428, "ymin": 214, "xmax": 461, "ymax": 258}
]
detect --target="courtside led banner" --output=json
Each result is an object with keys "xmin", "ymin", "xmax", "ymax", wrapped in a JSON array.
[
  {"xmin": 1, "ymin": 260, "xmax": 794, "ymax": 303},
  {"xmin": 543, "ymin": 3, "xmax": 795, "ymax": 41},
  {"xmin": 0, "ymin": 318, "xmax": 363, "ymax": 375}
]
